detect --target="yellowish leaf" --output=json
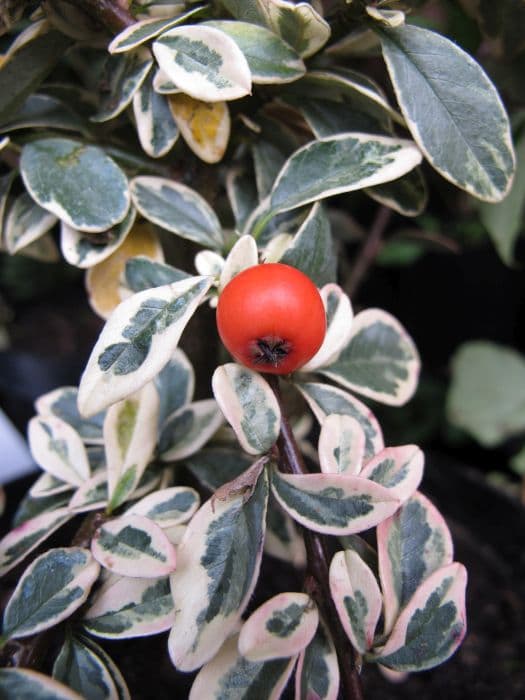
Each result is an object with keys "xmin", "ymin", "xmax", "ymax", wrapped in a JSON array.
[{"xmin": 168, "ymin": 94, "xmax": 230, "ymax": 164}]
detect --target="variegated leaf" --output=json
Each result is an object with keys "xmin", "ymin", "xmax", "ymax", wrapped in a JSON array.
[
  {"xmin": 4, "ymin": 191, "xmax": 58, "ymax": 254},
  {"xmin": 168, "ymin": 93, "xmax": 230, "ymax": 164},
  {"xmin": 0, "ymin": 171, "xmax": 16, "ymax": 232},
  {"xmin": 15, "ymin": 232, "xmax": 60, "ymax": 262},
  {"xmin": 53, "ymin": 634, "xmax": 120, "ymax": 700},
  {"xmin": 103, "ymin": 382, "xmax": 159, "ymax": 512},
  {"xmin": 378, "ymin": 23, "xmax": 515, "ymax": 202},
  {"xmin": 239, "ymin": 592, "xmax": 318, "ymax": 662},
  {"xmin": 91, "ymin": 514, "xmax": 177, "ymax": 578},
  {"xmin": 2, "ymin": 548, "xmax": 99, "ymax": 639},
  {"xmin": 195, "ymin": 250, "xmax": 225, "ymax": 278},
  {"xmin": 318, "ymin": 414, "xmax": 365, "ymax": 476},
  {"xmin": 0, "ymin": 508, "xmax": 72, "ymax": 577},
  {"xmin": 109, "ymin": 6, "xmax": 207, "ymax": 53},
  {"xmin": 183, "ymin": 447, "xmax": 252, "ymax": 492},
  {"xmin": 86, "ymin": 221, "xmax": 164, "ymax": 320},
  {"xmin": 78, "ymin": 275, "xmax": 212, "ymax": 417},
  {"xmin": 83, "ymin": 575, "xmax": 175, "ymax": 639},
  {"xmin": 68, "ymin": 472, "xmax": 108, "ymax": 514},
  {"xmin": 159, "ymin": 399, "xmax": 223, "ymax": 461},
  {"xmin": 271, "ymin": 467, "xmax": 399, "ymax": 536},
  {"xmin": 270, "ymin": 133, "xmax": 422, "ymax": 215},
  {"xmin": 295, "ymin": 618, "xmax": 340, "ymax": 700},
  {"xmin": 265, "ymin": 494, "xmax": 306, "ymax": 568},
  {"xmin": 35, "ymin": 386, "xmax": 104, "ymax": 444},
  {"xmin": 226, "ymin": 166, "xmax": 258, "ymax": 231},
  {"xmin": 367, "ymin": 6, "xmax": 405, "ymax": 27},
  {"xmin": 127, "ymin": 486, "xmax": 200, "ymax": 527},
  {"xmin": 320, "ymin": 309, "xmax": 420, "ymax": 406},
  {"xmin": 0, "ymin": 93, "xmax": 88, "ymax": 136},
  {"xmin": 152, "ymin": 25, "xmax": 251, "ymax": 101},
  {"xmin": 189, "ymin": 634, "xmax": 296, "ymax": 700},
  {"xmin": 123, "ymin": 256, "xmax": 190, "ymax": 295},
  {"xmin": 168, "ymin": 470, "xmax": 268, "ymax": 671},
  {"xmin": 29, "ymin": 473, "xmax": 73, "ymax": 499},
  {"xmin": 60, "ymin": 207, "xmax": 136, "ymax": 269},
  {"xmin": 373, "ymin": 563, "xmax": 467, "ymax": 671},
  {"xmin": 20, "ymin": 138, "xmax": 130, "ymax": 233},
  {"xmin": 212, "ymin": 364, "xmax": 281, "ymax": 455},
  {"xmin": 297, "ymin": 382, "xmax": 384, "ymax": 459},
  {"xmin": 28, "ymin": 415, "xmax": 90, "ymax": 487},
  {"xmin": 329, "ymin": 550, "xmax": 382, "ymax": 654},
  {"xmin": 12, "ymin": 490, "xmax": 70, "ymax": 529},
  {"xmin": 78, "ymin": 635, "xmax": 131, "ymax": 700},
  {"xmin": 219, "ymin": 235, "xmax": 258, "ymax": 291},
  {"xmin": 91, "ymin": 51, "xmax": 153, "ymax": 123},
  {"xmin": 377, "ymin": 491, "xmax": 454, "ymax": 635},
  {"xmin": 360, "ymin": 445, "xmax": 424, "ymax": 503},
  {"xmin": 155, "ymin": 348, "xmax": 195, "ymax": 428},
  {"xmin": 204, "ymin": 20, "xmax": 305, "ymax": 84},
  {"xmin": 133, "ymin": 73, "xmax": 179, "ymax": 159},
  {"xmin": 366, "ymin": 167, "xmax": 428, "ymax": 217},
  {"xmin": 301, "ymin": 284, "xmax": 354, "ymax": 372},
  {"xmin": 278, "ymin": 203, "xmax": 336, "ymax": 288},
  {"xmin": 0, "ymin": 669, "xmax": 83, "ymax": 700},
  {"xmin": 0, "ymin": 136, "xmax": 9, "ymax": 151},
  {"xmin": 252, "ymin": 139, "xmax": 287, "ymax": 201},
  {"xmin": 130, "ymin": 176, "xmax": 223, "ymax": 248}
]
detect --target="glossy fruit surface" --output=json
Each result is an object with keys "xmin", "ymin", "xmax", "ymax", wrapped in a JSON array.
[{"xmin": 216, "ymin": 263, "xmax": 326, "ymax": 375}]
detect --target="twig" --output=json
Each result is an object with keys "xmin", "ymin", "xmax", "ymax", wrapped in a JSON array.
[
  {"xmin": 64, "ymin": 0, "xmax": 136, "ymax": 32},
  {"xmin": 346, "ymin": 205, "xmax": 392, "ymax": 299},
  {"xmin": 268, "ymin": 375, "xmax": 364, "ymax": 700}
]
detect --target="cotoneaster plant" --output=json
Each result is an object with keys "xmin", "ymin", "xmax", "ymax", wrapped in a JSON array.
[{"xmin": 0, "ymin": 0, "xmax": 518, "ymax": 698}]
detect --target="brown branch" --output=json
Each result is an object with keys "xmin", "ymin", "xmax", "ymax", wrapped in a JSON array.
[
  {"xmin": 268, "ymin": 375, "xmax": 364, "ymax": 700},
  {"xmin": 346, "ymin": 205, "xmax": 392, "ymax": 299},
  {"xmin": 64, "ymin": 0, "xmax": 136, "ymax": 33}
]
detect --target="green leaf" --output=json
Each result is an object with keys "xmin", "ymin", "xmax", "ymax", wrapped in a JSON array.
[
  {"xmin": 374, "ymin": 563, "xmax": 467, "ymax": 672},
  {"xmin": 35, "ymin": 386, "xmax": 104, "ymax": 444},
  {"xmin": 270, "ymin": 467, "xmax": 399, "ymax": 536},
  {"xmin": 91, "ymin": 514, "xmax": 177, "ymax": 578},
  {"xmin": 78, "ymin": 276, "xmax": 211, "ymax": 417},
  {"xmin": 183, "ymin": 447, "xmax": 252, "ymax": 492},
  {"xmin": 53, "ymin": 635, "xmax": 119, "ymax": 700},
  {"xmin": 155, "ymin": 349, "xmax": 195, "ymax": 427},
  {"xmin": 447, "ymin": 341, "xmax": 525, "ymax": 446},
  {"xmin": 366, "ymin": 166, "xmax": 428, "ymax": 217},
  {"xmin": 4, "ymin": 191, "xmax": 58, "ymax": 254},
  {"xmin": 132, "ymin": 73, "xmax": 179, "ymax": 158},
  {"xmin": 123, "ymin": 256, "xmax": 190, "ymax": 295},
  {"xmin": 265, "ymin": 494, "xmax": 306, "ymax": 567},
  {"xmin": 0, "ymin": 668, "xmax": 83, "ymax": 700},
  {"xmin": 377, "ymin": 492, "xmax": 454, "ymax": 635},
  {"xmin": 91, "ymin": 52, "xmax": 153, "ymax": 123},
  {"xmin": 270, "ymin": 133, "xmax": 422, "ymax": 215},
  {"xmin": 479, "ymin": 130, "xmax": 525, "ymax": 264},
  {"xmin": 212, "ymin": 364, "xmax": 281, "ymax": 455},
  {"xmin": 0, "ymin": 508, "xmax": 72, "ymax": 577},
  {"xmin": 238, "ymin": 592, "xmax": 318, "ymax": 662},
  {"xmin": 159, "ymin": 399, "xmax": 223, "ymax": 461},
  {"xmin": 83, "ymin": 576, "xmax": 175, "ymax": 639},
  {"xmin": 0, "ymin": 31, "xmax": 72, "ymax": 123},
  {"xmin": 2, "ymin": 548, "xmax": 99, "ymax": 639},
  {"xmin": 130, "ymin": 176, "xmax": 223, "ymax": 249},
  {"xmin": 189, "ymin": 634, "xmax": 296, "ymax": 699},
  {"xmin": 0, "ymin": 93, "xmax": 89, "ymax": 135},
  {"xmin": 297, "ymin": 382, "xmax": 384, "ymax": 459},
  {"xmin": 203, "ymin": 20, "xmax": 305, "ymax": 84},
  {"xmin": 152, "ymin": 25, "xmax": 251, "ymax": 101},
  {"xmin": 279, "ymin": 202, "xmax": 336, "ymax": 287},
  {"xmin": 378, "ymin": 23, "xmax": 515, "ymax": 202},
  {"xmin": 320, "ymin": 309, "xmax": 420, "ymax": 406},
  {"xmin": 226, "ymin": 166, "xmax": 258, "ymax": 230},
  {"xmin": 168, "ymin": 470, "xmax": 268, "ymax": 671},
  {"xmin": 21, "ymin": 138, "xmax": 130, "ymax": 233},
  {"xmin": 296, "ymin": 618, "xmax": 340, "ymax": 700}
]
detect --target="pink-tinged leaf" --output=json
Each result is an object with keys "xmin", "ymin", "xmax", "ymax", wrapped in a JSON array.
[
  {"xmin": 168, "ymin": 470, "xmax": 268, "ymax": 671},
  {"xmin": 30, "ymin": 472, "xmax": 73, "ymax": 499},
  {"xmin": 28, "ymin": 415, "xmax": 90, "ymax": 487},
  {"xmin": 126, "ymin": 486, "xmax": 200, "ymax": 527},
  {"xmin": 329, "ymin": 550, "xmax": 382, "ymax": 654},
  {"xmin": 271, "ymin": 467, "xmax": 399, "ymax": 536},
  {"xmin": 104, "ymin": 382, "xmax": 159, "ymax": 512},
  {"xmin": 189, "ymin": 634, "xmax": 297, "ymax": 700},
  {"xmin": 297, "ymin": 382, "xmax": 384, "ymax": 459},
  {"xmin": 2, "ymin": 548, "xmax": 100, "ymax": 640},
  {"xmin": 320, "ymin": 309, "xmax": 420, "ymax": 406},
  {"xmin": 83, "ymin": 575, "xmax": 175, "ymax": 639},
  {"xmin": 295, "ymin": 617, "xmax": 340, "ymax": 700},
  {"xmin": 360, "ymin": 445, "xmax": 423, "ymax": 503},
  {"xmin": 68, "ymin": 472, "xmax": 108, "ymax": 514},
  {"xmin": 35, "ymin": 385, "xmax": 105, "ymax": 445},
  {"xmin": 91, "ymin": 514, "xmax": 177, "ymax": 578},
  {"xmin": 301, "ymin": 284, "xmax": 353, "ymax": 372},
  {"xmin": 378, "ymin": 665, "xmax": 409, "ymax": 683},
  {"xmin": 0, "ymin": 668, "xmax": 84, "ymax": 700},
  {"xmin": 0, "ymin": 507, "xmax": 72, "ymax": 577},
  {"xmin": 373, "ymin": 563, "xmax": 467, "ymax": 672},
  {"xmin": 377, "ymin": 491, "xmax": 454, "ymax": 635},
  {"xmin": 238, "ymin": 592, "xmax": 319, "ymax": 662},
  {"xmin": 318, "ymin": 414, "xmax": 366, "ymax": 476}
]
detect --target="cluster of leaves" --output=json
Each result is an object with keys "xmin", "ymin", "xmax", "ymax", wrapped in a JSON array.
[{"xmin": 0, "ymin": 0, "xmax": 518, "ymax": 698}]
